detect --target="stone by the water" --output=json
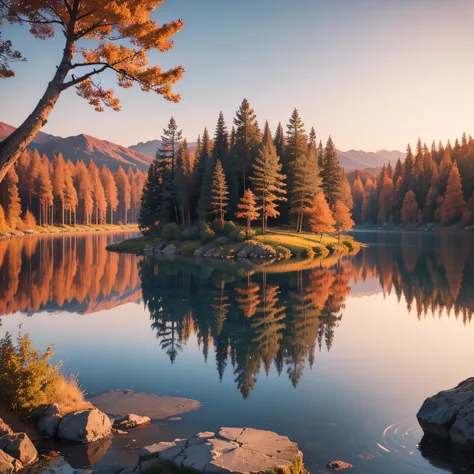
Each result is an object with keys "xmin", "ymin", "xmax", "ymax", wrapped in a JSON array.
[
  {"xmin": 58, "ymin": 408, "xmax": 112, "ymax": 443},
  {"xmin": 0, "ymin": 433, "xmax": 38, "ymax": 466},
  {"xmin": 417, "ymin": 377, "xmax": 474, "ymax": 445},
  {"xmin": 327, "ymin": 460, "xmax": 353, "ymax": 470},
  {"xmin": 113, "ymin": 414, "xmax": 151, "ymax": 430},
  {"xmin": 139, "ymin": 427, "xmax": 304, "ymax": 474},
  {"xmin": 0, "ymin": 449, "xmax": 23, "ymax": 473}
]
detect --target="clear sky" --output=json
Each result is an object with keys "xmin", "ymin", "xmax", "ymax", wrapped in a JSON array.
[{"xmin": 1, "ymin": 0, "xmax": 474, "ymax": 151}]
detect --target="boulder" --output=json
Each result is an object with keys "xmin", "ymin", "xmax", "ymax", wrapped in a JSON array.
[
  {"xmin": 38, "ymin": 413, "xmax": 62, "ymax": 439},
  {"xmin": 153, "ymin": 242, "xmax": 167, "ymax": 253},
  {"xmin": 44, "ymin": 403, "xmax": 60, "ymax": 418},
  {"xmin": 113, "ymin": 414, "xmax": 151, "ymax": 430},
  {"xmin": 162, "ymin": 244, "xmax": 177, "ymax": 255},
  {"xmin": 143, "ymin": 247, "xmax": 153, "ymax": 256},
  {"xmin": 139, "ymin": 428, "xmax": 304, "ymax": 474},
  {"xmin": 0, "ymin": 433, "xmax": 38, "ymax": 466},
  {"xmin": 328, "ymin": 460, "xmax": 353, "ymax": 470},
  {"xmin": 417, "ymin": 378, "xmax": 474, "ymax": 443},
  {"xmin": 0, "ymin": 418, "xmax": 13, "ymax": 437},
  {"xmin": 193, "ymin": 247, "xmax": 207, "ymax": 257},
  {"xmin": 214, "ymin": 236, "xmax": 229, "ymax": 245},
  {"xmin": 0, "ymin": 449, "xmax": 23, "ymax": 473},
  {"xmin": 58, "ymin": 409, "xmax": 112, "ymax": 443}
]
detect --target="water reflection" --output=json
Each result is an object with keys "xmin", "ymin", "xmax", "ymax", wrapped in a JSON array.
[{"xmin": 0, "ymin": 232, "xmax": 141, "ymax": 317}]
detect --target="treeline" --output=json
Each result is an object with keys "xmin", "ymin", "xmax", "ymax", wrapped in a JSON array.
[
  {"xmin": 139, "ymin": 100, "xmax": 354, "ymax": 237},
  {"xmin": 0, "ymin": 149, "xmax": 146, "ymax": 231},
  {"xmin": 349, "ymin": 134, "xmax": 474, "ymax": 227}
]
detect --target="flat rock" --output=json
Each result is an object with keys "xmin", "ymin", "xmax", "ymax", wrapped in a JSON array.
[
  {"xmin": 162, "ymin": 244, "xmax": 177, "ymax": 254},
  {"xmin": 38, "ymin": 413, "xmax": 62, "ymax": 438},
  {"xmin": 193, "ymin": 247, "xmax": 207, "ymax": 257},
  {"xmin": 88, "ymin": 390, "xmax": 200, "ymax": 420},
  {"xmin": 417, "ymin": 378, "xmax": 474, "ymax": 441},
  {"xmin": 113, "ymin": 414, "xmax": 151, "ymax": 430},
  {"xmin": 0, "ymin": 449, "xmax": 23, "ymax": 473},
  {"xmin": 58, "ymin": 408, "xmax": 112, "ymax": 443},
  {"xmin": 0, "ymin": 433, "xmax": 38, "ymax": 466},
  {"xmin": 328, "ymin": 460, "xmax": 353, "ymax": 470},
  {"xmin": 139, "ymin": 427, "xmax": 304, "ymax": 474}
]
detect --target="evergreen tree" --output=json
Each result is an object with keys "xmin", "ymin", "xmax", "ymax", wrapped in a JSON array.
[
  {"xmin": 23, "ymin": 209, "xmax": 36, "ymax": 230},
  {"xmin": 0, "ymin": 203, "xmax": 7, "ymax": 230},
  {"xmin": 89, "ymin": 159, "xmax": 107, "ymax": 224},
  {"xmin": 235, "ymin": 189, "xmax": 260, "ymax": 236},
  {"xmin": 285, "ymin": 108, "xmax": 307, "ymax": 172},
  {"xmin": 175, "ymin": 139, "xmax": 192, "ymax": 228},
  {"xmin": 317, "ymin": 140, "xmax": 324, "ymax": 168},
  {"xmin": 210, "ymin": 160, "xmax": 229, "ymax": 230},
  {"xmin": 233, "ymin": 98, "xmax": 261, "ymax": 192},
  {"xmin": 401, "ymin": 190, "xmax": 418, "ymax": 224},
  {"xmin": 441, "ymin": 162, "xmax": 466, "ymax": 225},
  {"xmin": 351, "ymin": 175, "xmax": 364, "ymax": 224},
  {"xmin": 308, "ymin": 127, "xmax": 317, "ymax": 153},
  {"xmin": 340, "ymin": 172, "xmax": 353, "ymax": 209},
  {"xmin": 213, "ymin": 111, "xmax": 228, "ymax": 164},
  {"xmin": 377, "ymin": 175, "xmax": 394, "ymax": 224},
  {"xmin": 273, "ymin": 122, "xmax": 286, "ymax": 159},
  {"xmin": 321, "ymin": 136, "xmax": 342, "ymax": 209},
  {"xmin": 262, "ymin": 120, "xmax": 272, "ymax": 146},
  {"xmin": 5, "ymin": 167, "xmax": 22, "ymax": 229},
  {"xmin": 139, "ymin": 162, "xmax": 160, "ymax": 234},
  {"xmin": 197, "ymin": 127, "xmax": 215, "ymax": 221},
  {"xmin": 308, "ymin": 192, "xmax": 335, "ymax": 241},
  {"xmin": 250, "ymin": 139, "xmax": 286, "ymax": 233}
]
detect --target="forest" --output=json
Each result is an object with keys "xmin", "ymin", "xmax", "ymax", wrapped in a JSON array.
[
  {"xmin": 349, "ymin": 134, "xmax": 474, "ymax": 227},
  {"xmin": 0, "ymin": 149, "xmax": 146, "ymax": 232},
  {"xmin": 139, "ymin": 99, "xmax": 354, "ymax": 239}
]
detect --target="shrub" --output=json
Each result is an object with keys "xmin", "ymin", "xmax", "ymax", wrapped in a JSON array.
[
  {"xmin": 160, "ymin": 223, "xmax": 182, "ymax": 241},
  {"xmin": 0, "ymin": 328, "xmax": 90, "ymax": 414},
  {"xmin": 342, "ymin": 239, "xmax": 355, "ymax": 252},
  {"xmin": 199, "ymin": 222, "xmax": 215, "ymax": 244},
  {"xmin": 238, "ymin": 227, "xmax": 256, "ymax": 241},
  {"xmin": 223, "ymin": 221, "xmax": 238, "ymax": 235},
  {"xmin": 302, "ymin": 246, "xmax": 315, "ymax": 259},
  {"xmin": 182, "ymin": 225, "xmax": 200, "ymax": 241},
  {"xmin": 273, "ymin": 245, "xmax": 292, "ymax": 260},
  {"xmin": 22, "ymin": 210, "xmax": 37, "ymax": 231},
  {"xmin": 210, "ymin": 219, "xmax": 225, "ymax": 234}
]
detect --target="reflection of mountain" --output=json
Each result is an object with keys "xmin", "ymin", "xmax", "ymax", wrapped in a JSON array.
[
  {"xmin": 140, "ymin": 257, "xmax": 351, "ymax": 398},
  {"xmin": 0, "ymin": 233, "xmax": 141, "ymax": 317}
]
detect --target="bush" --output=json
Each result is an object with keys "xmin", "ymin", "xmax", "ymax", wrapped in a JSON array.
[
  {"xmin": 199, "ymin": 222, "xmax": 215, "ymax": 244},
  {"xmin": 160, "ymin": 223, "xmax": 182, "ymax": 241},
  {"xmin": 238, "ymin": 227, "xmax": 256, "ymax": 241},
  {"xmin": 210, "ymin": 219, "xmax": 225, "ymax": 234},
  {"xmin": 182, "ymin": 225, "xmax": 200, "ymax": 241},
  {"xmin": 302, "ymin": 246, "xmax": 315, "ymax": 259},
  {"xmin": 273, "ymin": 245, "xmax": 292, "ymax": 260},
  {"xmin": 0, "ymin": 327, "xmax": 90, "ymax": 414},
  {"xmin": 224, "ymin": 221, "xmax": 238, "ymax": 235},
  {"xmin": 342, "ymin": 239, "xmax": 355, "ymax": 252}
]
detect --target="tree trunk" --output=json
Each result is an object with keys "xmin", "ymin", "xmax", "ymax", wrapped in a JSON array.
[{"xmin": 0, "ymin": 37, "xmax": 74, "ymax": 183}]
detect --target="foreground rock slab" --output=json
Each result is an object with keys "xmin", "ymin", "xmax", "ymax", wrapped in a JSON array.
[
  {"xmin": 138, "ymin": 427, "xmax": 304, "ymax": 474},
  {"xmin": 417, "ymin": 377, "xmax": 474, "ymax": 445},
  {"xmin": 0, "ymin": 449, "xmax": 23, "ymax": 473},
  {"xmin": 58, "ymin": 408, "xmax": 112, "ymax": 443},
  {"xmin": 113, "ymin": 414, "xmax": 151, "ymax": 430},
  {"xmin": 327, "ymin": 460, "xmax": 353, "ymax": 470}
]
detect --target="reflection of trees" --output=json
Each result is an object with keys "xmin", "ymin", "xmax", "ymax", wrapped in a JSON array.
[
  {"xmin": 139, "ymin": 257, "xmax": 352, "ymax": 398},
  {"xmin": 0, "ymin": 233, "xmax": 141, "ymax": 316}
]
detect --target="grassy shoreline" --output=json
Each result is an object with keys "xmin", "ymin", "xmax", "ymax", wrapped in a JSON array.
[
  {"xmin": 0, "ymin": 223, "xmax": 139, "ymax": 240},
  {"xmin": 107, "ymin": 228, "xmax": 361, "ymax": 260}
]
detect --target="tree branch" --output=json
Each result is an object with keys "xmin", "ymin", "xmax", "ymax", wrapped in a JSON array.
[{"xmin": 62, "ymin": 64, "xmax": 110, "ymax": 89}]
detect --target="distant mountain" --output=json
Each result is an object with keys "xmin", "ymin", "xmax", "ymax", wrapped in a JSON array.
[
  {"xmin": 129, "ymin": 137, "xmax": 404, "ymax": 170},
  {"xmin": 0, "ymin": 122, "xmax": 152, "ymax": 171}
]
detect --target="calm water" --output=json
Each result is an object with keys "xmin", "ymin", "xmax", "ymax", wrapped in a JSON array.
[{"xmin": 1, "ymin": 231, "xmax": 474, "ymax": 474}]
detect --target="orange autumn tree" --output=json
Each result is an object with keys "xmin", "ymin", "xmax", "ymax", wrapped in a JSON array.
[
  {"xmin": 441, "ymin": 162, "xmax": 466, "ymax": 225},
  {"xmin": 401, "ymin": 190, "xmax": 418, "ymax": 224},
  {"xmin": 308, "ymin": 192, "xmax": 335, "ymax": 242},
  {"xmin": 332, "ymin": 201, "xmax": 354, "ymax": 242},
  {"xmin": 235, "ymin": 189, "xmax": 260, "ymax": 237},
  {"xmin": 0, "ymin": 0, "xmax": 184, "ymax": 182}
]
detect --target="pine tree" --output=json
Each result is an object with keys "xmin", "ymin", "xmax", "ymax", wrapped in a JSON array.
[
  {"xmin": 308, "ymin": 192, "xmax": 335, "ymax": 241},
  {"xmin": 75, "ymin": 161, "xmax": 93, "ymax": 224},
  {"xmin": 441, "ymin": 162, "xmax": 466, "ymax": 225},
  {"xmin": 273, "ymin": 122, "xmax": 286, "ymax": 160},
  {"xmin": 213, "ymin": 111, "xmax": 228, "ymax": 164},
  {"xmin": 290, "ymin": 142, "xmax": 321, "ymax": 232},
  {"xmin": 100, "ymin": 166, "xmax": 118, "ymax": 225},
  {"xmin": 197, "ymin": 127, "xmax": 215, "ymax": 221},
  {"xmin": 308, "ymin": 127, "xmax": 317, "ymax": 153},
  {"xmin": 175, "ymin": 139, "xmax": 192, "ymax": 228},
  {"xmin": 321, "ymin": 136, "xmax": 342, "ymax": 209},
  {"xmin": 37, "ymin": 160, "xmax": 54, "ymax": 226},
  {"xmin": 439, "ymin": 148, "xmax": 452, "ymax": 194},
  {"xmin": 377, "ymin": 175, "xmax": 394, "ymax": 224},
  {"xmin": 333, "ymin": 201, "xmax": 354, "ymax": 242},
  {"xmin": 0, "ymin": 203, "xmax": 8, "ymax": 230},
  {"xmin": 233, "ymin": 99, "xmax": 261, "ymax": 192},
  {"xmin": 139, "ymin": 162, "xmax": 160, "ymax": 234},
  {"xmin": 210, "ymin": 160, "xmax": 229, "ymax": 230},
  {"xmin": 115, "ymin": 166, "xmax": 131, "ymax": 224},
  {"xmin": 401, "ymin": 190, "xmax": 418, "ymax": 224},
  {"xmin": 5, "ymin": 167, "xmax": 22, "ymax": 229},
  {"xmin": 235, "ymin": 189, "xmax": 260, "ymax": 236},
  {"xmin": 250, "ymin": 139, "xmax": 286, "ymax": 233},
  {"xmin": 351, "ymin": 175, "xmax": 364, "ymax": 224},
  {"xmin": 317, "ymin": 140, "xmax": 324, "ymax": 168},
  {"xmin": 89, "ymin": 159, "xmax": 107, "ymax": 224},
  {"xmin": 285, "ymin": 108, "xmax": 307, "ymax": 172}
]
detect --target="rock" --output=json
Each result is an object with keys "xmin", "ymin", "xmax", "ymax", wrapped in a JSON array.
[
  {"xmin": 153, "ymin": 242, "xmax": 166, "ymax": 253},
  {"xmin": 162, "ymin": 244, "xmax": 177, "ymax": 255},
  {"xmin": 214, "ymin": 236, "xmax": 229, "ymax": 245},
  {"xmin": 112, "ymin": 428, "xmax": 129, "ymax": 435},
  {"xmin": 417, "ymin": 378, "xmax": 474, "ymax": 440},
  {"xmin": 58, "ymin": 409, "xmax": 112, "ymax": 443},
  {"xmin": 44, "ymin": 403, "xmax": 60, "ymax": 417},
  {"xmin": 193, "ymin": 247, "xmax": 207, "ymax": 257},
  {"xmin": 0, "ymin": 449, "xmax": 23, "ymax": 473},
  {"xmin": 204, "ymin": 247, "xmax": 216, "ymax": 257},
  {"xmin": 451, "ymin": 400, "xmax": 474, "ymax": 445},
  {"xmin": 0, "ymin": 433, "xmax": 38, "ymax": 466},
  {"xmin": 143, "ymin": 247, "xmax": 153, "ymax": 256},
  {"xmin": 0, "ymin": 418, "xmax": 13, "ymax": 437},
  {"xmin": 328, "ymin": 460, "xmax": 353, "ymax": 470},
  {"xmin": 139, "ymin": 428, "xmax": 304, "ymax": 474},
  {"xmin": 38, "ymin": 413, "xmax": 62, "ymax": 438},
  {"xmin": 113, "ymin": 414, "xmax": 151, "ymax": 430}
]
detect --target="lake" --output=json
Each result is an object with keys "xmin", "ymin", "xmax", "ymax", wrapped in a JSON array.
[{"xmin": 0, "ymin": 231, "xmax": 473, "ymax": 474}]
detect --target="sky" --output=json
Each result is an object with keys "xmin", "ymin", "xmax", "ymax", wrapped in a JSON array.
[{"xmin": 1, "ymin": 0, "xmax": 474, "ymax": 151}]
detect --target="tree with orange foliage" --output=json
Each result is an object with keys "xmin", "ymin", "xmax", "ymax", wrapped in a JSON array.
[
  {"xmin": 75, "ymin": 160, "xmax": 93, "ymax": 224},
  {"xmin": 52, "ymin": 153, "xmax": 67, "ymax": 224},
  {"xmin": 5, "ymin": 167, "xmax": 22, "ymax": 229},
  {"xmin": 377, "ymin": 174, "xmax": 394, "ymax": 224},
  {"xmin": 37, "ymin": 161, "xmax": 54, "ymax": 225},
  {"xmin": 63, "ymin": 163, "xmax": 78, "ymax": 225},
  {"xmin": 332, "ymin": 201, "xmax": 354, "ymax": 242},
  {"xmin": 100, "ymin": 166, "xmax": 118, "ymax": 224},
  {"xmin": 351, "ymin": 175, "xmax": 364, "ymax": 224},
  {"xmin": 401, "ymin": 190, "xmax": 418, "ymax": 224},
  {"xmin": 441, "ymin": 162, "xmax": 466, "ymax": 225},
  {"xmin": 115, "ymin": 166, "xmax": 131, "ymax": 223},
  {"xmin": 308, "ymin": 192, "xmax": 335, "ymax": 242},
  {"xmin": 89, "ymin": 160, "xmax": 107, "ymax": 224},
  {"xmin": 0, "ymin": 203, "xmax": 8, "ymax": 230},
  {"xmin": 22, "ymin": 209, "xmax": 36, "ymax": 230},
  {"xmin": 0, "ymin": 0, "xmax": 184, "ymax": 182},
  {"xmin": 235, "ymin": 189, "xmax": 260, "ymax": 237}
]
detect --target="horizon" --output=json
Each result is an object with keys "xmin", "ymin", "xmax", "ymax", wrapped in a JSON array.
[{"xmin": 2, "ymin": 0, "xmax": 474, "ymax": 151}]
